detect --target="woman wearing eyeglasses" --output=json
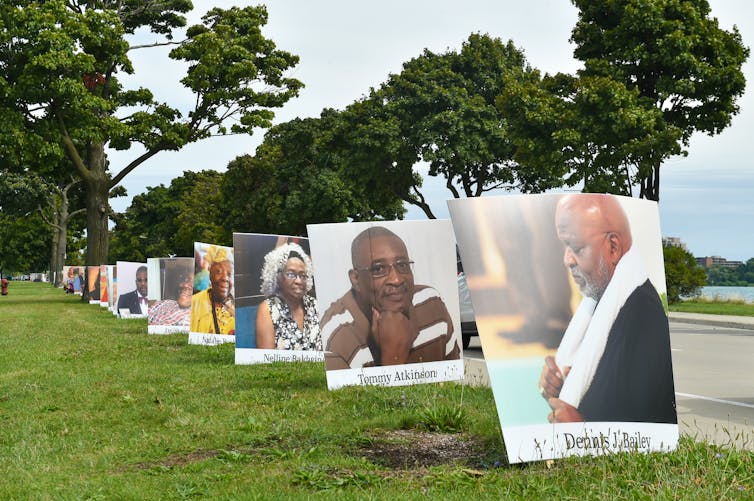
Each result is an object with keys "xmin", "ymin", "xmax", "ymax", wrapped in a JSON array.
[{"xmin": 256, "ymin": 243, "xmax": 322, "ymax": 350}]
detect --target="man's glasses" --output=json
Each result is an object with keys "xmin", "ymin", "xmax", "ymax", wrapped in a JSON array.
[
  {"xmin": 356, "ymin": 260, "xmax": 414, "ymax": 278},
  {"xmin": 281, "ymin": 271, "xmax": 308, "ymax": 281}
]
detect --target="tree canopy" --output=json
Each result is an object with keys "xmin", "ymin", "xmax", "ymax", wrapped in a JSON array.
[
  {"xmin": 663, "ymin": 245, "xmax": 707, "ymax": 303},
  {"xmin": 222, "ymin": 110, "xmax": 406, "ymax": 237},
  {"xmin": 570, "ymin": 0, "xmax": 749, "ymax": 200},
  {"xmin": 364, "ymin": 34, "xmax": 536, "ymax": 218},
  {"xmin": 0, "ymin": 1, "xmax": 302, "ymax": 265},
  {"xmin": 0, "ymin": 211, "xmax": 51, "ymax": 277},
  {"xmin": 706, "ymin": 259, "xmax": 754, "ymax": 286},
  {"xmin": 109, "ymin": 170, "xmax": 227, "ymax": 262}
]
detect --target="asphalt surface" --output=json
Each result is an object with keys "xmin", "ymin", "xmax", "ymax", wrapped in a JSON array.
[{"xmin": 462, "ymin": 312, "xmax": 754, "ymax": 450}]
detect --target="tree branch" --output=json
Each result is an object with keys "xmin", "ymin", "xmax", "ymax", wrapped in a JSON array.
[
  {"xmin": 54, "ymin": 109, "xmax": 93, "ymax": 183},
  {"xmin": 129, "ymin": 40, "xmax": 185, "ymax": 51},
  {"xmin": 67, "ymin": 208, "xmax": 86, "ymax": 221},
  {"xmin": 37, "ymin": 206, "xmax": 63, "ymax": 231},
  {"xmin": 109, "ymin": 147, "xmax": 164, "ymax": 188}
]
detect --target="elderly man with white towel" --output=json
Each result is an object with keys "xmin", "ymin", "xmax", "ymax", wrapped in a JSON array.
[{"xmin": 539, "ymin": 194, "xmax": 677, "ymax": 424}]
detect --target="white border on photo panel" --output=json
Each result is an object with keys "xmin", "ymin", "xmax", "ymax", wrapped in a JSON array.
[{"xmin": 235, "ymin": 348, "xmax": 324, "ymax": 364}]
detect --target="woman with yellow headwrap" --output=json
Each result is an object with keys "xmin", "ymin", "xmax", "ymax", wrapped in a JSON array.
[{"xmin": 190, "ymin": 245, "xmax": 235, "ymax": 335}]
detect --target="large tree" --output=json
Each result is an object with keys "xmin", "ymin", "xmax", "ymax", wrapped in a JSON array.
[
  {"xmin": 570, "ymin": 0, "xmax": 749, "ymax": 201},
  {"xmin": 0, "ymin": 1, "xmax": 302, "ymax": 266},
  {"xmin": 368, "ymin": 34, "xmax": 536, "ymax": 218},
  {"xmin": 109, "ymin": 170, "xmax": 226, "ymax": 262},
  {"xmin": 499, "ymin": 72, "xmax": 681, "ymax": 195},
  {"xmin": 0, "ymin": 170, "xmax": 85, "ymax": 284},
  {"xmin": 0, "ymin": 211, "xmax": 51, "ymax": 279},
  {"xmin": 222, "ymin": 111, "xmax": 406, "ymax": 236},
  {"xmin": 663, "ymin": 245, "xmax": 706, "ymax": 303}
]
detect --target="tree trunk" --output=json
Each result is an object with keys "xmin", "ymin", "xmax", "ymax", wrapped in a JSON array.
[
  {"xmin": 85, "ymin": 143, "xmax": 109, "ymax": 268},
  {"xmin": 54, "ymin": 196, "xmax": 70, "ymax": 287},
  {"xmin": 49, "ymin": 214, "xmax": 60, "ymax": 286}
]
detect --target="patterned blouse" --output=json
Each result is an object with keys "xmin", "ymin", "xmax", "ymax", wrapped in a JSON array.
[{"xmin": 266, "ymin": 294, "xmax": 322, "ymax": 351}]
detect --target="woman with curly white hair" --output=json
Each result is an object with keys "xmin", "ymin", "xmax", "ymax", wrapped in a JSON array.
[{"xmin": 255, "ymin": 242, "xmax": 322, "ymax": 350}]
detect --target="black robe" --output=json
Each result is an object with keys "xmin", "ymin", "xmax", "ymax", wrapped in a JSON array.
[{"xmin": 578, "ymin": 280, "xmax": 677, "ymax": 423}]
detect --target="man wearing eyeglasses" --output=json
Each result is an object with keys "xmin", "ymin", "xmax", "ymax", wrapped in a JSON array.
[
  {"xmin": 321, "ymin": 226, "xmax": 459, "ymax": 369},
  {"xmin": 539, "ymin": 194, "xmax": 676, "ymax": 424},
  {"xmin": 117, "ymin": 265, "xmax": 149, "ymax": 316}
]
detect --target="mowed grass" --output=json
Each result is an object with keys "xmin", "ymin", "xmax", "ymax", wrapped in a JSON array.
[
  {"xmin": 0, "ymin": 282, "xmax": 751, "ymax": 499},
  {"xmin": 670, "ymin": 297, "xmax": 754, "ymax": 317}
]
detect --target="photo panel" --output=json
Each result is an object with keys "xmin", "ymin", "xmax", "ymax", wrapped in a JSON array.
[
  {"xmin": 99, "ymin": 265, "xmax": 109, "ymax": 307},
  {"xmin": 106, "ymin": 265, "xmax": 116, "ymax": 312},
  {"xmin": 87, "ymin": 265, "xmax": 101, "ymax": 304},
  {"xmin": 233, "ymin": 233, "xmax": 324, "ymax": 364},
  {"xmin": 307, "ymin": 220, "xmax": 464, "ymax": 390},
  {"xmin": 189, "ymin": 242, "xmax": 235, "ymax": 345},
  {"xmin": 115, "ymin": 261, "xmax": 149, "ymax": 318},
  {"xmin": 448, "ymin": 193, "xmax": 677, "ymax": 463},
  {"xmin": 63, "ymin": 266, "xmax": 85, "ymax": 295},
  {"xmin": 147, "ymin": 257, "xmax": 194, "ymax": 334}
]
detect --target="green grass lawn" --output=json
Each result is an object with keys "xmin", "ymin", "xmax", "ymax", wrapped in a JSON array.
[
  {"xmin": 1, "ymin": 282, "xmax": 751, "ymax": 499},
  {"xmin": 669, "ymin": 298, "xmax": 754, "ymax": 317}
]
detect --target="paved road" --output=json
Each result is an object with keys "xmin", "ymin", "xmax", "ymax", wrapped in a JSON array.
[
  {"xmin": 463, "ymin": 320, "xmax": 754, "ymax": 449},
  {"xmin": 670, "ymin": 321, "xmax": 754, "ymax": 448}
]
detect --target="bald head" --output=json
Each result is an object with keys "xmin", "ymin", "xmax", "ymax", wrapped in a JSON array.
[
  {"xmin": 348, "ymin": 226, "xmax": 414, "ymax": 316},
  {"xmin": 555, "ymin": 194, "xmax": 632, "ymax": 300},
  {"xmin": 351, "ymin": 226, "xmax": 405, "ymax": 268}
]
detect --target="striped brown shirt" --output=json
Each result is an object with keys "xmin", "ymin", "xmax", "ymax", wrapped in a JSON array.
[{"xmin": 321, "ymin": 285, "xmax": 459, "ymax": 370}]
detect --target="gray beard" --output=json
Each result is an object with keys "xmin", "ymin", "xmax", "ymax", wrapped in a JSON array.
[{"xmin": 579, "ymin": 257, "xmax": 610, "ymax": 302}]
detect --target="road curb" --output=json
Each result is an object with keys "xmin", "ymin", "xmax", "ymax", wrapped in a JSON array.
[{"xmin": 668, "ymin": 312, "xmax": 754, "ymax": 331}]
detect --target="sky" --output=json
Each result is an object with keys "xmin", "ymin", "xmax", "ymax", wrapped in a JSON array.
[{"xmin": 108, "ymin": 0, "xmax": 754, "ymax": 262}]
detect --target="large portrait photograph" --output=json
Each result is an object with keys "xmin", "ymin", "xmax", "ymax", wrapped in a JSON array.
[
  {"xmin": 448, "ymin": 193, "xmax": 678, "ymax": 463},
  {"xmin": 233, "ymin": 233, "xmax": 324, "ymax": 365},
  {"xmin": 87, "ymin": 265, "xmax": 101, "ymax": 304},
  {"xmin": 307, "ymin": 220, "xmax": 464, "ymax": 390},
  {"xmin": 99, "ymin": 264, "xmax": 109, "ymax": 307},
  {"xmin": 63, "ymin": 266, "xmax": 85, "ymax": 295},
  {"xmin": 189, "ymin": 242, "xmax": 235, "ymax": 345},
  {"xmin": 147, "ymin": 257, "xmax": 194, "ymax": 335},
  {"xmin": 106, "ymin": 265, "xmax": 116, "ymax": 313},
  {"xmin": 115, "ymin": 261, "xmax": 149, "ymax": 318}
]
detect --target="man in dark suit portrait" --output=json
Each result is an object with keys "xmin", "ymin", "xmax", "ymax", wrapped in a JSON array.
[
  {"xmin": 539, "ymin": 194, "xmax": 676, "ymax": 424},
  {"xmin": 117, "ymin": 266, "xmax": 148, "ymax": 316}
]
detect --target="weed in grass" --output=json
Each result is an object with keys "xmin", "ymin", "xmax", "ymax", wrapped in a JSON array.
[
  {"xmin": 417, "ymin": 403, "xmax": 468, "ymax": 433},
  {"xmin": 292, "ymin": 464, "xmax": 382, "ymax": 491},
  {"xmin": 216, "ymin": 449, "xmax": 253, "ymax": 464},
  {"xmin": 174, "ymin": 480, "xmax": 207, "ymax": 499},
  {"xmin": 423, "ymin": 466, "xmax": 480, "ymax": 489}
]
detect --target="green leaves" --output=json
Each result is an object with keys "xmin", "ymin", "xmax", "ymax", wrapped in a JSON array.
[
  {"xmin": 220, "ymin": 111, "xmax": 406, "ymax": 237},
  {"xmin": 570, "ymin": 0, "xmax": 749, "ymax": 199},
  {"xmin": 373, "ymin": 34, "xmax": 530, "ymax": 203},
  {"xmin": 171, "ymin": 5, "xmax": 302, "ymax": 137},
  {"xmin": 663, "ymin": 245, "xmax": 706, "ymax": 303},
  {"xmin": 1, "ymin": 1, "xmax": 303, "ymax": 264}
]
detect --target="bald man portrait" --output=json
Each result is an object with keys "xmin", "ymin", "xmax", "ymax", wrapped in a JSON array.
[
  {"xmin": 539, "ymin": 194, "xmax": 676, "ymax": 424},
  {"xmin": 320, "ymin": 226, "xmax": 460, "ymax": 370}
]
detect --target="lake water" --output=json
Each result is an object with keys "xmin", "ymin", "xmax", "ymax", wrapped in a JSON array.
[{"xmin": 698, "ymin": 286, "xmax": 754, "ymax": 303}]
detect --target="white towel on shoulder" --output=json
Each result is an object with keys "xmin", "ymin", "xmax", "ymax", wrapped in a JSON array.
[{"xmin": 555, "ymin": 246, "xmax": 648, "ymax": 408}]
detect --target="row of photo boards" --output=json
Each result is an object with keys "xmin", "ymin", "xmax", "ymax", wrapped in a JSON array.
[{"xmin": 63, "ymin": 194, "xmax": 679, "ymax": 464}]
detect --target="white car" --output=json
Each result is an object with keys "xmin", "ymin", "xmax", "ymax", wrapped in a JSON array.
[{"xmin": 457, "ymin": 271, "xmax": 478, "ymax": 349}]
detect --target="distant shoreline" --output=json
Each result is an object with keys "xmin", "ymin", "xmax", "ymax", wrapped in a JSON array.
[{"xmin": 698, "ymin": 285, "xmax": 754, "ymax": 304}]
